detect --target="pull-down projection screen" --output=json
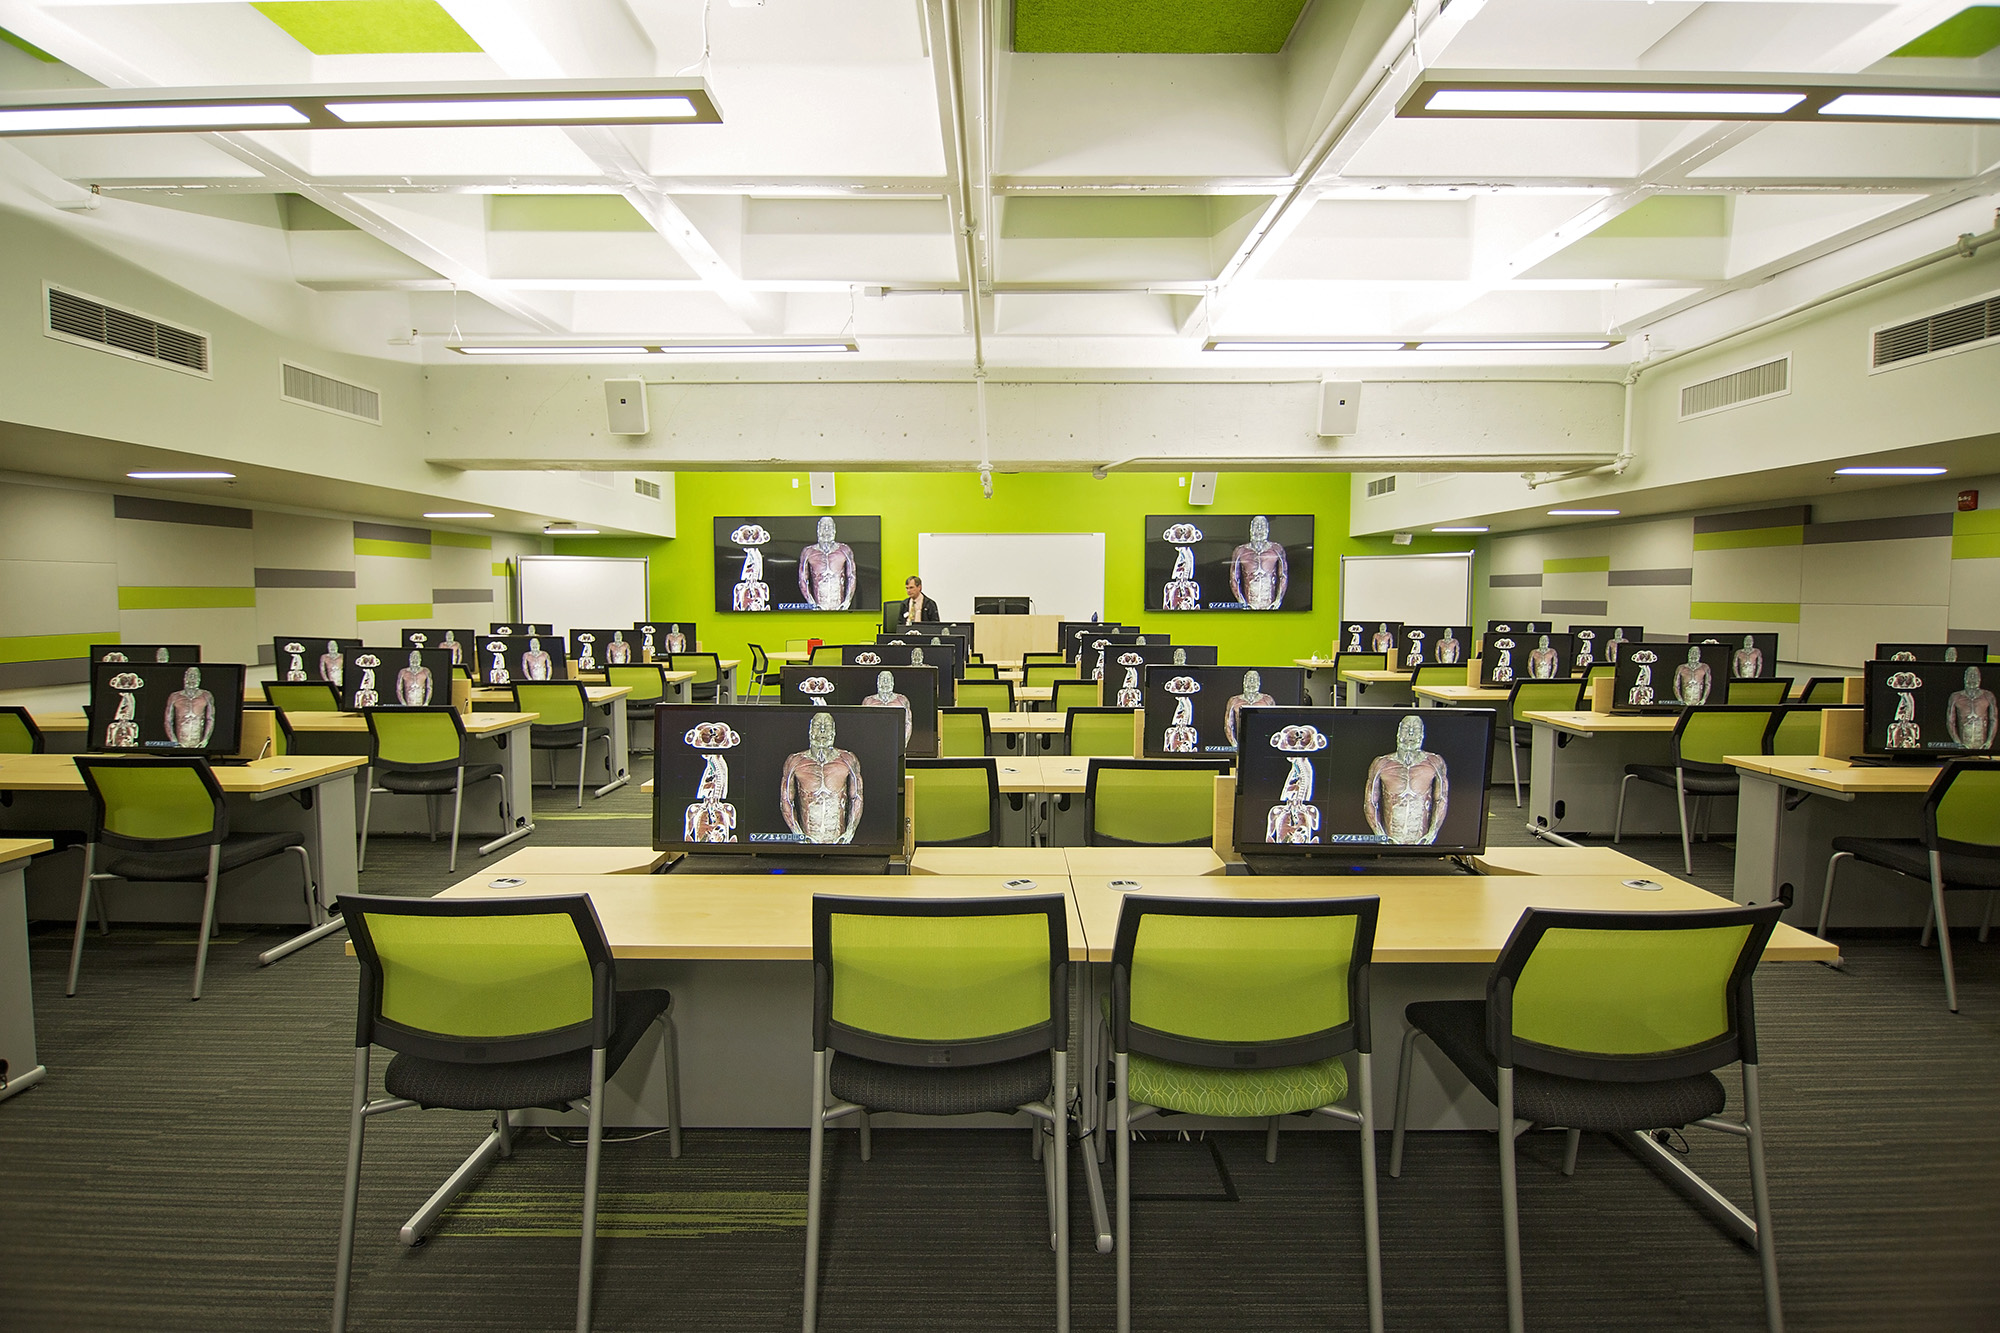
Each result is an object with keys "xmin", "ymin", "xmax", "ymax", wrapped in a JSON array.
[
  {"xmin": 1339, "ymin": 553, "xmax": 1474, "ymax": 627},
  {"xmin": 516, "ymin": 556, "xmax": 650, "ymax": 632}
]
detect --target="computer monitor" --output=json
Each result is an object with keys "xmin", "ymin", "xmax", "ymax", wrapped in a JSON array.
[
  {"xmin": 1875, "ymin": 642, "xmax": 1990, "ymax": 664},
  {"xmin": 1232, "ymin": 706, "xmax": 1495, "ymax": 857},
  {"xmin": 780, "ymin": 664, "xmax": 939, "ymax": 757},
  {"xmin": 401, "ymin": 629, "xmax": 476, "ymax": 669},
  {"xmin": 272, "ymin": 637, "xmax": 363, "ymax": 688},
  {"xmin": 1140, "ymin": 665, "xmax": 1308, "ymax": 757},
  {"xmin": 974, "ymin": 597, "xmax": 1031, "ymax": 615},
  {"xmin": 1056, "ymin": 621, "xmax": 1128, "ymax": 662},
  {"xmin": 1097, "ymin": 646, "xmax": 1218, "ymax": 707},
  {"xmin": 1395, "ymin": 625, "xmax": 1472, "ymax": 669},
  {"xmin": 1566, "ymin": 625, "xmax": 1644, "ymax": 673},
  {"xmin": 343, "ymin": 648, "xmax": 454, "ymax": 710},
  {"xmin": 653, "ymin": 704, "xmax": 905, "ymax": 857},
  {"xmin": 488, "ymin": 622, "xmax": 555, "ymax": 637},
  {"xmin": 1337, "ymin": 622, "xmax": 1403, "ymax": 657},
  {"xmin": 1864, "ymin": 660, "xmax": 1997, "ymax": 758},
  {"xmin": 475, "ymin": 634, "xmax": 569, "ymax": 686},
  {"xmin": 635, "ymin": 622, "xmax": 697, "ymax": 658},
  {"xmin": 878, "ymin": 630, "xmax": 968, "ymax": 666},
  {"xmin": 1687, "ymin": 632, "xmax": 1781, "ymax": 681},
  {"xmin": 905, "ymin": 621, "xmax": 976, "ymax": 651},
  {"xmin": 570, "ymin": 629, "xmax": 644, "ymax": 672},
  {"xmin": 844, "ymin": 642, "xmax": 960, "ymax": 705},
  {"xmin": 1072, "ymin": 631, "xmax": 1163, "ymax": 678},
  {"xmin": 1479, "ymin": 632, "xmax": 1574, "ymax": 687},
  {"xmin": 90, "ymin": 661, "xmax": 245, "ymax": 758},
  {"xmin": 1610, "ymin": 641, "xmax": 1733, "ymax": 714},
  {"xmin": 90, "ymin": 644, "xmax": 200, "ymax": 665},
  {"xmin": 1486, "ymin": 620, "xmax": 1552, "ymax": 635}
]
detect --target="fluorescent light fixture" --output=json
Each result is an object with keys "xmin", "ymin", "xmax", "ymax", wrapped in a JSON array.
[
  {"xmin": 1427, "ymin": 89, "xmax": 1802, "ymax": 116},
  {"xmin": 0, "ymin": 104, "xmax": 308, "ymax": 134},
  {"xmin": 450, "ymin": 341, "xmax": 858, "ymax": 356},
  {"xmin": 1433, "ymin": 525, "xmax": 1489, "ymax": 533},
  {"xmin": 127, "ymin": 470, "xmax": 235, "ymax": 480},
  {"xmin": 424, "ymin": 511, "xmax": 495, "ymax": 519},
  {"xmin": 1205, "ymin": 340, "xmax": 1408, "ymax": 352},
  {"xmin": 327, "ymin": 96, "xmax": 697, "ymax": 124},
  {"xmin": 1833, "ymin": 466, "xmax": 1947, "ymax": 476},
  {"xmin": 1819, "ymin": 94, "xmax": 2000, "ymax": 122},
  {"xmin": 544, "ymin": 524, "xmax": 600, "ymax": 535},
  {"xmin": 1547, "ymin": 508, "xmax": 1620, "ymax": 516},
  {"xmin": 453, "ymin": 346, "xmax": 652, "ymax": 356},
  {"xmin": 1418, "ymin": 341, "xmax": 1614, "ymax": 351}
]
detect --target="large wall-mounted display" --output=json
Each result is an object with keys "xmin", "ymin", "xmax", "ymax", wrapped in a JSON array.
[
  {"xmin": 715, "ymin": 515, "xmax": 882, "ymax": 613},
  {"xmin": 1145, "ymin": 514, "xmax": 1313, "ymax": 612}
]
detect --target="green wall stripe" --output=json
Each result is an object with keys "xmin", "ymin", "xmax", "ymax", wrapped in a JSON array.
[
  {"xmin": 1013, "ymin": 0, "xmax": 1309, "ymax": 53},
  {"xmin": 251, "ymin": 1, "xmax": 481, "ymax": 56},
  {"xmin": 0, "ymin": 25, "xmax": 59, "ymax": 61},
  {"xmin": 0, "ymin": 631, "xmax": 114, "ymax": 664},
  {"xmin": 354, "ymin": 538, "xmax": 431, "ymax": 560},
  {"xmin": 1952, "ymin": 532, "xmax": 2000, "ymax": 560},
  {"xmin": 431, "ymin": 530, "xmax": 493, "ymax": 550},
  {"xmin": 1692, "ymin": 526, "xmax": 1803, "ymax": 551},
  {"xmin": 118, "ymin": 586, "xmax": 256, "ymax": 610},
  {"xmin": 1543, "ymin": 556, "xmax": 1611, "ymax": 574},
  {"xmin": 1892, "ymin": 6, "xmax": 2000, "ymax": 58},
  {"xmin": 357, "ymin": 602, "xmax": 432, "ymax": 621},
  {"xmin": 492, "ymin": 561, "xmax": 512, "ymax": 577},
  {"xmin": 1690, "ymin": 601, "xmax": 1801, "ymax": 624},
  {"xmin": 1954, "ymin": 508, "xmax": 2000, "ymax": 535}
]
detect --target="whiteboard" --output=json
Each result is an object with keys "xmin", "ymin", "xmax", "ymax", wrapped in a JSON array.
[
  {"xmin": 1340, "ymin": 553, "xmax": 1474, "ymax": 625},
  {"xmin": 516, "ymin": 556, "xmax": 650, "ymax": 632},
  {"xmin": 916, "ymin": 533, "xmax": 1106, "ymax": 621}
]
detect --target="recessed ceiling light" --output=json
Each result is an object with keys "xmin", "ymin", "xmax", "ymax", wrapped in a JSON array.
[
  {"xmin": 0, "ymin": 104, "xmax": 310, "ymax": 134},
  {"xmin": 1833, "ymin": 466, "xmax": 1947, "ymax": 476},
  {"xmin": 1417, "ymin": 341, "xmax": 1615, "ymax": 351},
  {"xmin": 1819, "ymin": 94, "xmax": 2000, "ymax": 122},
  {"xmin": 1433, "ymin": 526, "xmax": 1489, "ymax": 533},
  {"xmin": 1547, "ymin": 508, "xmax": 1620, "ymax": 516},
  {"xmin": 127, "ymin": 470, "xmax": 235, "ymax": 480},
  {"xmin": 326, "ymin": 96, "xmax": 698, "ymax": 124},
  {"xmin": 424, "ymin": 511, "xmax": 495, "ymax": 519},
  {"xmin": 1426, "ymin": 89, "xmax": 1803, "ymax": 117},
  {"xmin": 450, "ymin": 341, "xmax": 857, "ymax": 356}
]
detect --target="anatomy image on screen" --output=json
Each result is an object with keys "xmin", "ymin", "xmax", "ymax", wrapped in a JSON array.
[
  {"xmin": 1114, "ymin": 653, "xmax": 1144, "ymax": 707},
  {"xmin": 1490, "ymin": 638, "xmax": 1516, "ymax": 684},
  {"xmin": 799, "ymin": 676, "xmax": 836, "ymax": 706},
  {"xmin": 1163, "ymin": 676, "xmax": 1200, "ymax": 753},
  {"xmin": 663, "ymin": 624, "xmax": 689, "ymax": 654},
  {"xmin": 1574, "ymin": 629, "xmax": 1599, "ymax": 669},
  {"xmin": 1264, "ymin": 723, "xmax": 1326, "ymax": 844},
  {"xmin": 282, "ymin": 641, "xmax": 308, "ymax": 682},
  {"xmin": 1229, "ymin": 515, "xmax": 1288, "ymax": 610},
  {"xmin": 1674, "ymin": 646, "xmax": 1714, "ymax": 705},
  {"xmin": 1364, "ymin": 714, "xmax": 1448, "ymax": 845},
  {"xmin": 1732, "ymin": 635, "xmax": 1765, "ymax": 679},
  {"xmin": 798, "ymin": 517, "xmax": 858, "ymax": 611},
  {"xmin": 861, "ymin": 670, "xmax": 913, "ymax": 742},
  {"xmin": 1369, "ymin": 622, "xmax": 1395, "ymax": 654},
  {"xmin": 1886, "ymin": 671, "xmax": 1923, "ymax": 748},
  {"xmin": 732, "ymin": 524, "xmax": 772, "ymax": 611},
  {"xmin": 1437, "ymin": 629, "xmax": 1462, "ymax": 664},
  {"xmin": 397, "ymin": 651, "xmax": 434, "ymax": 705},
  {"xmin": 1403, "ymin": 629, "xmax": 1426, "ymax": 668},
  {"xmin": 440, "ymin": 631, "xmax": 464, "ymax": 665},
  {"xmin": 683, "ymin": 721, "xmax": 741, "ymax": 843},
  {"xmin": 575, "ymin": 634, "xmax": 599, "ymax": 671},
  {"xmin": 779, "ymin": 710, "xmax": 864, "ymax": 844},
  {"xmin": 485, "ymin": 640, "xmax": 510, "ymax": 685},
  {"xmin": 1948, "ymin": 666, "xmax": 1996, "ymax": 750},
  {"xmin": 319, "ymin": 640, "xmax": 345, "ymax": 686},
  {"xmin": 521, "ymin": 638, "xmax": 554, "ymax": 681},
  {"xmin": 1627, "ymin": 649, "xmax": 1658, "ymax": 706},
  {"xmin": 604, "ymin": 632, "xmax": 632, "ymax": 665},
  {"xmin": 1161, "ymin": 523, "xmax": 1202, "ymax": 609},
  {"xmin": 351, "ymin": 654, "xmax": 382, "ymax": 709},
  {"xmin": 1223, "ymin": 669, "xmax": 1276, "ymax": 747},
  {"xmin": 105, "ymin": 671, "xmax": 141, "ymax": 748},
  {"xmin": 1528, "ymin": 635, "xmax": 1561, "ymax": 679},
  {"xmin": 166, "ymin": 667, "xmax": 217, "ymax": 750}
]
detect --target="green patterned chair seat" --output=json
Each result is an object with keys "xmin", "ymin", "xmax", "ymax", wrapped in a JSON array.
[{"xmin": 1128, "ymin": 1051, "xmax": 1349, "ymax": 1119}]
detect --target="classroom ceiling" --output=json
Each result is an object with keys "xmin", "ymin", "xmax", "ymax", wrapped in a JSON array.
[{"xmin": 0, "ymin": 0, "xmax": 1995, "ymax": 376}]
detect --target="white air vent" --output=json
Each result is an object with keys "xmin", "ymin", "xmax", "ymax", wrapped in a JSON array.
[
  {"xmin": 1870, "ymin": 290, "xmax": 2000, "ymax": 373},
  {"xmin": 1365, "ymin": 476, "xmax": 1397, "ymax": 498},
  {"xmin": 1679, "ymin": 356, "xmax": 1789, "ymax": 420},
  {"xmin": 280, "ymin": 361, "xmax": 380, "ymax": 424},
  {"xmin": 634, "ymin": 478, "xmax": 661, "ymax": 499},
  {"xmin": 44, "ymin": 284, "xmax": 210, "ymax": 377}
]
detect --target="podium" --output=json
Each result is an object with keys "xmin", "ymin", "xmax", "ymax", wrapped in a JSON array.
[{"xmin": 971, "ymin": 614, "xmax": 1064, "ymax": 661}]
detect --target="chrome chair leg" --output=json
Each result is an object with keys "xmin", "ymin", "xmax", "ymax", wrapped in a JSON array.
[
  {"xmin": 802, "ymin": 1050, "xmax": 828, "ymax": 1333},
  {"xmin": 576, "ymin": 1046, "xmax": 608, "ymax": 1333},
  {"xmin": 1675, "ymin": 768, "xmax": 1694, "ymax": 875},
  {"xmin": 1742, "ymin": 1064, "xmax": 1785, "ymax": 1333},
  {"xmin": 67, "ymin": 844, "xmax": 96, "ymax": 996},
  {"xmin": 1498, "ymin": 1066, "xmax": 1526, "ymax": 1333},
  {"xmin": 1390, "ymin": 1024, "xmax": 1422, "ymax": 1177},
  {"xmin": 331, "ymin": 1046, "xmax": 371, "ymax": 1333},
  {"xmin": 1818, "ymin": 852, "xmax": 1851, "ymax": 938},
  {"xmin": 1614, "ymin": 773, "xmax": 1634, "ymax": 845},
  {"xmin": 191, "ymin": 843, "xmax": 222, "ymax": 1000},
  {"xmin": 1927, "ymin": 851, "xmax": 1960, "ymax": 1013}
]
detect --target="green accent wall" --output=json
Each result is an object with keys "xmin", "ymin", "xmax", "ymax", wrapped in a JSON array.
[
  {"xmin": 1892, "ymin": 7, "xmax": 2000, "ymax": 58},
  {"xmin": 117, "ymin": 586, "xmax": 257, "ymax": 610},
  {"xmin": 488, "ymin": 195, "xmax": 653, "ymax": 232},
  {"xmin": 354, "ymin": 538, "xmax": 431, "ymax": 560},
  {"xmin": 0, "ymin": 632, "xmax": 112, "ymax": 665},
  {"xmin": 251, "ymin": 1, "xmax": 481, "ymax": 56},
  {"xmin": 1543, "ymin": 556, "xmax": 1611, "ymax": 574},
  {"xmin": 492, "ymin": 561, "xmax": 513, "ymax": 577},
  {"xmin": 1589, "ymin": 195, "xmax": 1729, "ymax": 239},
  {"xmin": 1013, "ymin": 0, "xmax": 1309, "ymax": 54},
  {"xmin": 432, "ymin": 530, "xmax": 493, "ymax": 550},
  {"xmin": 556, "ymin": 471, "xmax": 1475, "ymax": 667},
  {"xmin": 1690, "ymin": 601, "xmax": 1801, "ymax": 624},
  {"xmin": 357, "ymin": 602, "xmax": 432, "ymax": 621},
  {"xmin": 1692, "ymin": 525, "xmax": 1804, "ymax": 552},
  {"xmin": 1953, "ymin": 507, "xmax": 2000, "ymax": 560}
]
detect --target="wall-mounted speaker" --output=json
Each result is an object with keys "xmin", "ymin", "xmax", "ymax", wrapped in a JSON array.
[
  {"xmin": 810, "ymin": 472, "xmax": 836, "ymax": 506},
  {"xmin": 1188, "ymin": 472, "xmax": 1217, "ymax": 505},
  {"xmin": 605, "ymin": 379, "xmax": 648, "ymax": 435},
  {"xmin": 1317, "ymin": 380, "xmax": 1362, "ymax": 436}
]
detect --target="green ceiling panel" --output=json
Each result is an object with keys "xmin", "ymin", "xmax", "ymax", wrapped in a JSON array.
[
  {"xmin": 487, "ymin": 195, "xmax": 654, "ymax": 232},
  {"xmin": 252, "ymin": 1, "xmax": 482, "ymax": 56},
  {"xmin": 1892, "ymin": 6, "xmax": 2000, "ymax": 57},
  {"xmin": 1013, "ymin": 0, "xmax": 1311, "ymax": 54},
  {"xmin": 1003, "ymin": 194, "xmax": 1266, "ymax": 239},
  {"xmin": 1589, "ymin": 196, "xmax": 1729, "ymax": 240},
  {"xmin": 0, "ymin": 25, "xmax": 59, "ymax": 61}
]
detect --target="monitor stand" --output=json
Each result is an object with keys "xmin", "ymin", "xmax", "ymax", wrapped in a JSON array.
[
  {"xmin": 1237, "ymin": 853, "xmax": 1476, "ymax": 877},
  {"xmin": 669, "ymin": 853, "xmax": 898, "ymax": 876}
]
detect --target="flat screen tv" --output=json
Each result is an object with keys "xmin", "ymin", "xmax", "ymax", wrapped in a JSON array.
[
  {"xmin": 1140, "ymin": 665, "xmax": 1308, "ymax": 757},
  {"xmin": 1395, "ymin": 626, "xmax": 1472, "ymax": 669},
  {"xmin": 1099, "ymin": 646, "xmax": 1218, "ymax": 708},
  {"xmin": 475, "ymin": 634, "xmax": 570, "ymax": 686},
  {"xmin": 1875, "ymin": 642, "xmax": 1989, "ymax": 664},
  {"xmin": 1145, "ymin": 513, "xmax": 1314, "ymax": 611},
  {"xmin": 1486, "ymin": 620, "xmax": 1552, "ymax": 635},
  {"xmin": 1479, "ymin": 632, "xmax": 1574, "ymax": 687},
  {"xmin": 974, "ymin": 597, "xmax": 1031, "ymax": 615},
  {"xmin": 843, "ymin": 642, "xmax": 960, "ymax": 705},
  {"xmin": 1072, "ymin": 630, "xmax": 1166, "ymax": 679},
  {"xmin": 1056, "ymin": 621, "xmax": 1129, "ymax": 662},
  {"xmin": 90, "ymin": 660, "xmax": 245, "ymax": 758},
  {"xmin": 780, "ymin": 664, "xmax": 939, "ymax": 758},
  {"xmin": 570, "ymin": 629, "xmax": 645, "ymax": 672},
  {"xmin": 1566, "ymin": 625, "xmax": 1644, "ymax": 672},
  {"xmin": 489, "ymin": 623, "xmax": 554, "ymax": 637},
  {"xmin": 1233, "ymin": 706, "xmax": 1495, "ymax": 856},
  {"xmin": 91, "ymin": 644, "xmax": 200, "ymax": 664},
  {"xmin": 900, "ymin": 621, "xmax": 976, "ymax": 651},
  {"xmin": 272, "ymin": 637, "xmax": 363, "ymax": 687},
  {"xmin": 1687, "ymin": 632, "xmax": 1781, "ymax": 681},
  {"xmin": 1337, "ymin": 621, "xmax": 1403, "ymax": 657},
  {"xmin": 342, "ymin": 648, "xmax": 454, "ymax": 710},
  {"xmin": 652, "ymin": 703, "xmax": 905, "ymax": 856},
  {"xmin": 714, "ymin": 515, "xmax": 883, "ymax": 613},
  {"xmin": 1611, "ymin": 641, "xmax": 1733, "ymax": 714},
  {"xmin": 1865, "ymin": 660, "xmax": 1997, "ymax": 758},
  {"xmin": 401, "ymin": 629, "xmax": 476, "ymax": 668},
  {"xmin": 635, "ymin": 623, "xmax": 697, "ymax": 657}
]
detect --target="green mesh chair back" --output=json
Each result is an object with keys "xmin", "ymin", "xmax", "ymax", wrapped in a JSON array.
[
  {"xmin": 0, "ymin": 706, "xmax": 43, "ymax": 754},
  {"xmin": 1675, "ymin": 707, "xmax": 1779, "ymax": 772},
  {"xmin": 365, "ymin": 707, "xmax": 469, "ymax": 772},
  {"xmin": 513, "ymin": 681, "xmax": 589, "ymax": 729},
  {"xmin": 811, "ymin": 894, "xmax": 1068, "ymax": 1066},
  {"xmin": 1411, "ymin": 664, "xmax": 1468, "ymax": 690},
  {"xmin": 339, "ymin": 893, "xmax": 615, "ymax": 1063},
  {"xmin": 1066, "ymin": 707, "xmax": 1136, "ymax": 758},
  {"xmin": 961, "ymin": 663, "xmax": 1000, "ymax": 681},
  {"xmin": 667, "ymin": 653, "xmax": 721, "ymax": 686},
  {"xmin": 1801, "ymin": 676, "xmax": 1850, "ymax": 704},
  {"xmin": 1050, "ymin": 678, "xmax": 1101, "ymax": 714},
  {"xmin": 1086, "ymin": 759, "xmax": 1231, "ymax": 846},
  {"xmin": 787, "ymin": 638, "xmax": 811, "ymax": 653},
  {"xmin": 1509, "ymin": 679, "xmax": 1584, "ymax": 723},
  {"xmin": 1335, "ymin": 652, "xmax": 1388, "ymax": 674},
  {"xmin": 605, "ymin": 663, "xmax": 667, "ymax": 704},
  {"xmin": 1489, "ymin": 903, "xmax": 1781, "ymax": 1080},
  {"xmin": 73, "ymin": 756, "xmax": 226, "ymax": 852},
  {"xmin": 810, "ymin": 645, "xmax": 847, "ymax": 665},
  {"xmin": 1927, "ymin": 760, "xmax": 2000, "ymax": 856},
  {"xmin": 1024, "ymin": 663, "xmax": 1079, "ymax": 688},
  {"xmin": 938, "ymin": 707, "xmax": 991, "ymax": 758},
  {"xmin": 1023, "ymin": 652, "xmax": 1067, "ymax": 666},
  {"xmin": 266, "ymin": 683, "xmax": 342, "ymax": 713},
  {"xmin": 1727, "ymin": 678, "xmax": 1793, "ymax": 706},
  {"xmin": 1762, "ymin": 705, "xmax": 1827, "ymax": 756},
  {"xmin": 1110, "ymin": 895, "xmax": 1379, "ymax": 1067},
  {"xmin": 1583, "ymin": 662, "xmax": 1618, "ymax": 689},
  {"xmin": 907, "ymin": 758, "xmax": 1001, "ymax": 846},
  {"xmin": 955, "ymin": 680, "xmax": 1015, "ymax": 712}
]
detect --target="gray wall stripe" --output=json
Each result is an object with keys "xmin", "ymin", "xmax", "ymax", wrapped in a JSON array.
[
  {"xmin": 254, "ymin": 567, "xmax": 357, "ymax": 588},
  {"xmin": 1489, "ymin": 572, "xmax": 1543, "ymax": 588},
  {"xmin": 113, "ymin": 493, "xmax": 253, "ymax": 529},
  {"xmin": 1947, "ymin": 628, "xmax": 1998, "ymax": 650},
  {"xmin": 431, "ymin": 587, "xmax": 495, "ymax": 604},
  {"xmin": 1802, "ymin": 512, "xmax": 1954, "ymax": 544},
  {"xmin": 353, "ymin": 521, "xmax": 431, "ymax": 545},
  {"xmin": 1541, "ymin": 599, "xmax": 1609, "ymax": 616},
  {"xmin": 1608, "ymin": 567, "xmax": 1695, "ymax": 586},
  {"xmin": 0, "ymin": 658, "xmax": 89, "ymax": 688},
  {"xmin": 1692, "ymin": 504, "xmax": 1811, "ymax": 535}
]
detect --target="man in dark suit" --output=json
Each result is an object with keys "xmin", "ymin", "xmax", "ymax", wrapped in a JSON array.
[{"xmin": 883, "ymin": 576, "xmax": 941, "ymax": 630}]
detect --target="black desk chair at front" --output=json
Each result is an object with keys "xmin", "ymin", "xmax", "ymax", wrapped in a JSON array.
[{"xmin": 332, "ymin": 893, "xmax": 680, "ymax": 1333}]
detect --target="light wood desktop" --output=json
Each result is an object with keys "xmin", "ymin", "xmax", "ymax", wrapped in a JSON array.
[
  {"xmin": 1413, "ymin": 684, "xmax": 1512, "ymax": 706},
  {"xmin": 909, "ymin": 846, "xmax": 1225, "ymax": 876},
  {"xmin": 987, "ymin": 711, "xmax": 1067, "ymax": 734},
  {"xmin": 1473, "ymin": 846, "xmax": 1674, "ymax": 879},
  {"xmin": 470, "ymin": 683, "xmax": 631, "ymax": 707},
  {"xmin": 1523, "ymin": 709, "xmax": 1677, "ymax": 736},
  {"xmin": 1, "ymin": 836, "xmax": 56, "ymax": 1105},
  {"xmin": 486, "ymin": 846, "xmax": 671, "ymax": 876}
]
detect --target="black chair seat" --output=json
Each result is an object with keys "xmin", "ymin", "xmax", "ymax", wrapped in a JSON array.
[
  {"xmin": 829, "ymin": 1051, "xmax": 1051, "ymax": 1117},
  {"xmin": 379, "ymin": 762, "xmax": 504, "ymax": 795},
  {"xmin": 1624, "ymin": 763, "xmax": 1741, "ymax": 796},
  {"xmin": 529, "ymin": 726, "xmax": 611, "ymax": 749},
  {"xmin": 384, "ymin": 989, "xmax": 672, "ymax": 1112},
  {"xmin": 101, "ymin": 830, "xmax": 304, "ymax": 882},
  {"xmin": 1407, "ymin": 999, "xmax": 1726, "ymax": 1133},
  {"xmin": 689, "ymin": 687, "xmax": 721, "ymax": 703},
  {"xmin": 1831, "ymin": 836, "xmax": 2000, "ymax": 889}
]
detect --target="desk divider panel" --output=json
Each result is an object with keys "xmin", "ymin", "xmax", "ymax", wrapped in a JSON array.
[
  {"xmin": 1213, "ymin": 774, "xmax": 1238, "ymax": 864},
  {"xmin": 1821, "ymin": 708, "xmax": 1864, "ymax": 759}
]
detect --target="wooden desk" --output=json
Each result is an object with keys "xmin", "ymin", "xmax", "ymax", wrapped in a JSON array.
[
  {"xmin": 988, "ymin": 711, "xmax": 1067, "ymax": 734},
  {"xmin": 0, "ymin": 837, "xmax": 55, "ymax": 1105},
  {"xmin": 1063, "ymin": 846, "xmax": 1224, "ymax": 877},
  {"xmin": 486, "ymin": 846, "xmax": 671, "ymax": 876},
  {"xmin": 1339, "ymin": 667, "xmax": 1417, "ymax": 709},
  {"xmin": 764, "ymin": 651, "xmax": 809, "ymax": 665},
  {"xmin": 1474, "ymin": 846, "xmax": 1673, "ymax": 879},
  {"xmin": 910, "ymin": 847, "xmax": 1071, "ymax": 876},
  {"xmin": 1014, "ymin": 686, "xmax": 1054, "ymax": 704},
  {"xmin": 1294, "ymin": 658, "xmax": 1339, "ymax": 707},
  {"xmin": 1414, "ymin": 684, "xmax": 1511, "ymax": 707},
  {"xmin": 1518, "ymin": 710, "xmax": 1691, "ymax": 839},
  {"xmin": 905, "ymin": 846, "xmax": 1225, "ymax": 878}
]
